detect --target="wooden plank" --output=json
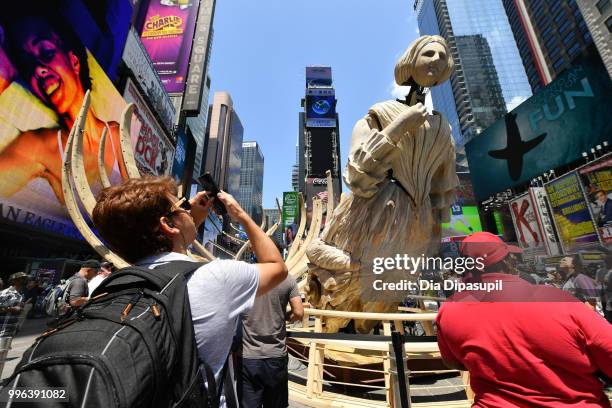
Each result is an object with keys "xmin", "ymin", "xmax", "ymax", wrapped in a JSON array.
[{"xmin": 303, "ymin": 308, "xmax": 437, "ymax": 321}]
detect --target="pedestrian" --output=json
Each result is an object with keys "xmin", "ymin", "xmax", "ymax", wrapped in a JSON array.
[
  {"xmin": 559, "ymin": 255, "xmax": 601, "ymax": 306},
  {"xmin": 239, "ymin": 275, "xmax": 303, "ymax": 408},
  {"xmin": 0, "ymin": 272, "xmax": 28, "ymax": 337},
  {"xmin": 87, "ymin": 261, "xmax": 113, "ymax": 295},
  {"xmin": 58, "ymin": 259, "xmax": 99, "ymax": 315},
  {"xmin": 436, "ymin": 232, "xmax": 612, "ymax": 407},
  {"xmin": 92, "ymin": 176, "xmax": 288, "ymax": 406}
]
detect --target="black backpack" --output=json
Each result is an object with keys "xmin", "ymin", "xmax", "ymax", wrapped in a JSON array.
[{"xmin": 0, "ymin": 261, "xmax": 221, "ymax": 408}]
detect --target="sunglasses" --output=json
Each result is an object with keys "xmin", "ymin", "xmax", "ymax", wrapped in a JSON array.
[{"xmin": 165, "ymin": 197, "xmax": 192, "ymax": 218}]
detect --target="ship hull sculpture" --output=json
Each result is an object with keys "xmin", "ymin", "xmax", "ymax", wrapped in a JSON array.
[{"xmin": 305, "ymin": 35, "xmax": 459, "ymax": 333}]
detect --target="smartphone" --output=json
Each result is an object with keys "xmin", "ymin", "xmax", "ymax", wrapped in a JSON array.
[{"xmin": 197, "ymin": 173, "xmax": 227, "ymax": 215}]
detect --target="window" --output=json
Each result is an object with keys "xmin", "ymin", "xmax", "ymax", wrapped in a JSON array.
[
  {"xmin": 597, "ymin": 0, "xmax": 611, "ymax": 14},
  {"xmin": 545, "ymin": 35, "xmax": 558, "ymax": 50},
  {"xmin": 607, "ymin": 16, "xmax": 612, "ymax": 33},
  {"xmin": 568, "ymin": 42, "xmax": 581, "ymax": 58},
  {"xmin": 563, "ymin": 30, "xmax": 576, "ymax": 45},
  {"xmin": 558, "ymin": 19, "xmax": 572, "ymax": 34},
  {"xmin": 553, "ymin": 56, "xmax": 566, "ymax": 71},
  {"xmin": 549, "ymin": 46, "xmax": 561, "ymax": 60},
  {"xmin": 554, "ymin": 11, "xmax": 566, "ymax": 25}
]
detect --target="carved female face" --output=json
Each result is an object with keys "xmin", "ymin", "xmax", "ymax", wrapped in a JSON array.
[{"xmin": 412, "ymin": 42, "xmax": 449, "ymax": 87}]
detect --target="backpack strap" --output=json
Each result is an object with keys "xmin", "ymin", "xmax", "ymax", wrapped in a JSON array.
[{"xmin": 93, "ymin": 260, "xmax": 203, "ymax": 295}]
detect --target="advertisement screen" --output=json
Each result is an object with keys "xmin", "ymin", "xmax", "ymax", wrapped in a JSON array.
[
  {"xmin": 306, "ymin": 88, "xmax": 336, "ymax": 128},
  {"xmin": 545, "ymin": 172, "xmax": 600, "ymax": 252},
  {"xmin": 172, "ymin": 127, "xmax": 188, "ymax": 182},
  {"xmin": 0, "ymin": 8, "xmax": 133, "ymax": 240},
  {"xmin": 308, "ymin": 127, "xmax": 336, "ymax": 177},
  {"xmin": 578, "ymin": 155, "xmax": 612, "ymax": 243},
  {"xmin": 441, "ymin": 206, "xmax": 482, "ymax": 236},
  {"xmin": 442, "ymin": 172, "xmax": 481, "ymax": 237},
  {"xmin": 140, "ymin": 0, "xmax": 199, "ymax": 94},
  {"xmin": 466, "ymin": 52, "xmax": 612, "ymax": 201},
  {"xmin": 306, "ymin": 66, "xmax": 332, "ymax": 87},
  {"xmin": 508, "ymin": 193, "xmax": 546, "ymax": 259},
  {"xmin": 123, "ymin": 78, "xmax": 174, "ymax": 176},
  {"xmin": 282, "ymin": 192, "xmax": 299, "ymax": 247}
]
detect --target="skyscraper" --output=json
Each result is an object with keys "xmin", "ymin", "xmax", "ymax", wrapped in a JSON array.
[
  {"xmin": 415, "ymin": 0, "xmax": 531, "ymax": 143},
  {"xmin": 297, "ymin": 67, "xmax": 342, "ymax": 217},
  {"xmin": 204, "ymin": 92, "xmax": 243, "ymax": 198},
  {"xmin": 502, "ymin": 0, "xmax": 594, "ymax": 92},
  {"xmin": 576, "ymin": 0, "xmax": 612, "ymax": 79},
  {"xmin": 238, "ymin": 141, "xmax": 264, "ymax": 224},
  {"xmin": 454, "ymin": 35, "xmax": 507, "ymax": 131}
]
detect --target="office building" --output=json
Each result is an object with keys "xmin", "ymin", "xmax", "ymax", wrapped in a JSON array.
[
  {"xmin": 502, "ymin": 0, "xmax": 594, "ymax": 92},
  {"xmin": 576, "ymin": 0, "xmax": 612, "ymax": 79},
  {"xmin": 263, "ymin": 208, "xmax": 283, "ymax": 244},
  {"xmin": 455, "ymin": 35, "xmax": 507, "ymax": 132},
  {"xmin": 238, "ymin": 141, "xmax": 264, "ymax": 224},
  {"xmin": 415, "ymin": 0, "xmax": 531, "ymax": 144},
  {"xmin": 298, "ymin": 67, "xmax": 342, "ymax": 217},
  {"xmin": 204, "ymin": 92, "xmax": 243, "ymax": 198}
]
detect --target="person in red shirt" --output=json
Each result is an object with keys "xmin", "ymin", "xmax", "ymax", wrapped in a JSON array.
[{"xmin": 436, "ymin": 232, "xmax": 612, "ymax": 407}]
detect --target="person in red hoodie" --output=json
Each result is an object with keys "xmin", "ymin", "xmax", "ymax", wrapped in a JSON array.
[{"xmin": 436, "ymin": 232, "xmax": 612, "ymax": 407}]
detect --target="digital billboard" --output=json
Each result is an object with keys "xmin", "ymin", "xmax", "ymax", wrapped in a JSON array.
[
  {"xmin": 0, "ymin": 7, "xmax": 133, "ymax": 240},
  {"xmin": 122, "ymin": 27, "xmax": 175, "ymax": 132},
  {"xmin": 578, "ymin": 155, "xmax": 612, "ymax": 244},
  {"xmin": 306, "ymin": 66, "xmax": 332, "ymax": 87},
  {"xmin": 140, "ymin": 0, "xmax": 200, "ymax": 94},
  {"xmin": 306, "ymin": 88, "xmax": 336, "ymax": 128},
  {"xmin": 441, "ymin": 172, "xmax": 481, "ymax": 237},
  {"xmin": 123, "ymin": 78, "xmax": 174, "ymax": 176},
  {"xmin": 466, "ymin": 52, "xmax": 612, "ymax": 201},
  {"xmin": 282, "ymin": 192, "xmax": 299, "ymax": 247},
  {"xmin": 545, "ymin": 172, "xmax": 600, "ymax": 252}
]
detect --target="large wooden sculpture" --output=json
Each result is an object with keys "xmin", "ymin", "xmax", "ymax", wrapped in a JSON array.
[{"xmin": 305, "ymin": 35, "xmax": 459, "ymax": 333}]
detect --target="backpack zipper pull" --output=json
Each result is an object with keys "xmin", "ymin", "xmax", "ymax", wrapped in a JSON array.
[
  {"xmin": 151, "ymin": 303, "xmax": 161, "ymax": 320},
  {"xmin": 120, "ymin": 290, "xmax": 143, "ymax": 322}
]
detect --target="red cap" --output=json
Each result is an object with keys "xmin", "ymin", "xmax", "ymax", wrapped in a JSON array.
[{"xmin": 459, "ymin": 232, "xmax": 522, "ymax": 267}]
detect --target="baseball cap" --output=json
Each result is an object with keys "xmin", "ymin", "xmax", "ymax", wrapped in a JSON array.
[
  {"xmin": 459, "ymin": 232, "xmax": 522, "ymax": 268},
  {"xmin": 81, "ymin": 259, "xmax": 101, "ymax": 270},
  {"xmin": 9, "ymin": 272, "xmax": 29, "ymax": 282}
]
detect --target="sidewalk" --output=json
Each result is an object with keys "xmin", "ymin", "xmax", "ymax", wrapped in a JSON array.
[{"xmin": 0, "ymin": 317, "xmax": 47, "ymax": 380}]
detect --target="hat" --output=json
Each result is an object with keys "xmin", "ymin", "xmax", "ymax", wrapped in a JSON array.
[
  {"xmin": 9, "ymin": 272, "xmax": 29, "ymax": 282},
  {"xmin": 459, "ymin": 232, "xmax": 522, "ymax": 268},
  {"xmin": 81, "ymin": 259, "xmax": 101, "ymax": 270}
]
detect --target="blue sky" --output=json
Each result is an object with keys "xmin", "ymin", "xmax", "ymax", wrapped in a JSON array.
[{"xmin": 208, "ymin": 0, "xmax": 419, "ymax": 208}]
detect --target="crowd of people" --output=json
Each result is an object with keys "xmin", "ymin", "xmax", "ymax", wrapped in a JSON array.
[{"xmin": 1, "ymin": 175, "xmax": 611, "ymax": 407}]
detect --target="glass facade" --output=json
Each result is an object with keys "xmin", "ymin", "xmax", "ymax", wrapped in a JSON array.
[
  {"xmin": 445, "ymin": 0, "xmax": 532, "ymax": 111},
  {"xmin": 238, "ymin": 142, "xmax": 264, "ymax": 224},
  {"xmin": 417, "ymin": 0, "xmax": 463, "ymax": 145}
]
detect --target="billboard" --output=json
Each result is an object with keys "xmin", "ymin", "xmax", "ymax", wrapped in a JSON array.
[
  {"xmin": 508, "ymin": 193, "xmax": 546, "ymax": 259},
  {"xmin": 172, "ymin": 127, "xmax": 188, "ymax": 182},
  {"xmin": 529, "ymin": 187, "xmax": 562, "ymax": 255},
  {"xmin": 122, "ymin": 27, "xmax": 175, "ymax": 132},
  {"xmin": 578, "ymin": 155, "xmax": 612, "ymax": 244},
  {"xmin": 0, "ymin": 8, "xmax": 131, "ymax": 240},
  {"xmin": 466, "ymin": 52, "xmax": 612, "ymax": 201},
  {"xmin": 306, "ymin": 66, "xmax": 332, "ymax": 88},
  {"xmin": 306, "ymin": 88, "xmax": 336, "ymax": 128},
  {"xmin": 442, "ymin": 172, "xmax": 481, "ymax": 237},
  {"xmin": 282, "ymin": 192, "xmax": 299, "ymax": 247},
  {"xmin": 545, "ymin": 172, "xmax": 600, "ymax": 252},
  {"xmin": 182, "ymin": 0, "xmax": 214, "ymax": 113},
  {"xmin": 123, "ymin": 78, "xmax": 174, "ymax": 176},
  {"xmin": 140, "ymin": 0, "xmax": 200, "ymax": 94}
]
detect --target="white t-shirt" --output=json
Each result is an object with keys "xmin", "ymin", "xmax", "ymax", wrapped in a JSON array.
[
  {"xmin": 87, "ymin": 274, "xmax": 106, "ymax": 295},
  {"xmin": 136, "ymin": 252, "xmax": 259, "ymax": 405}
]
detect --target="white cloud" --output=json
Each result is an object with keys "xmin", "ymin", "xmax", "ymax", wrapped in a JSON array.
[
  {"xmin": 390, "ymin": 81, "xmax": 410, "ymax": 100},
  {"xmin": 507, "ymin": 95, "xmax": 528, "ymax": 111},
  {"xmin": 388, "ymin": 83, "xmax": 434, "ymax": 113}
]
